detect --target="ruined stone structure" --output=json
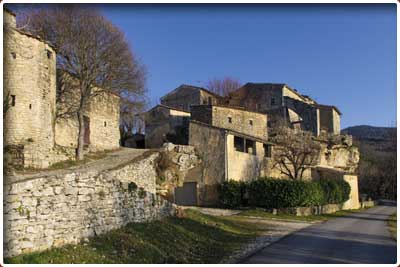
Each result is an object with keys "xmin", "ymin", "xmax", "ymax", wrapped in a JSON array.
[
  {"xmin": 144, "ymin": 82, "xmax": 360, "ymax": 208},
  {"xmin": 3, "ymin": 9, "xmax": 120, "ymax": 169},
  {"xmin": 144, "ymin": 105, "xmax": 190, "ymax": 148}
]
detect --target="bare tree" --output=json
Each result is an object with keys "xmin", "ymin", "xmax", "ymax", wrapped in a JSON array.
[
  {"xmin": 206, "ymin": 77, "xmax": 241, "ymax": 96},
  {"xmin": 20, "ymin": 5, "xmax": 146, "ymax": 160},
  {"xmin": 270, "ymin": 125, "xmax": 321, "ymax": 180}
]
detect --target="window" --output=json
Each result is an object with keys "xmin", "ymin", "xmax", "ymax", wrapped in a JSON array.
[
  {"xmin": 234, "ymin": 136, "xmax": 244, "ymax": 152},
  {"xmin": 11, "ymin": 52, "xmax": 16, "ymax": 59},
  {"xmin": 11, "ymin": 95, "xmax": 16, "ymax": 106},
  {"xmin": 249, "ymin": 120, "xmax": 253, "ymax": 126},
  {"xmin": 29, "ymin": 104, "xmax": 32, "ymax": 109},
  {"xmin": 263, "ymin": 144, "xmax": 272, "ymax": 158},
  {"xmin": 46, "ymin": 50, "xmax": 52, "ymax": 59},
  {"xmin": 271, "ymin": 98, "xmax": 276, "ymax": 105},
  {"xmin": 245, "ymin": 139, "xmax": 256, "ymax": 155},
  {"xmin": 228, "ymin": 117, "xmax": 232, "ymax": 123},
  {"xmin": 104, "ymin": 121, "xmax": 107, "ymax": 127}
]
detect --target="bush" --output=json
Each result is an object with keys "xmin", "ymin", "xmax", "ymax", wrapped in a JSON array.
[
  {"xmin": 318, "ymin": 179, "xmax": 351, "ymax": 204},
  {"xmin": 219, "ymin": 180, "xmax": 247, "ymax": 208},
  {"xmin": 247, "ymin": 178, "xmax": 324, "ymax": 208},
  {"xmin": 219, "ymin": 177, "xmax": 351, "ymax": 209}
]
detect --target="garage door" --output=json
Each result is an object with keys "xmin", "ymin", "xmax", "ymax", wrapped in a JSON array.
[{"xmin": 175, "ymin": 182, "xmax": 197, "ymax": 206}]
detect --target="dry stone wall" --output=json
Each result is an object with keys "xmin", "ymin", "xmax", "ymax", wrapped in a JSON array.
[{"xmin": 3, "ymin": 152, "xmax": 176, "ymax": 257}]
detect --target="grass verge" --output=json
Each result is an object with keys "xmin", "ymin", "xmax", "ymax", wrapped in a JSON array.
[
  {"xmin": 237, "ymin": 207, "xmax": 370, "ymax": 222},
  {"xmin": 387, "ymin": 213, "xmax": 396, "ymax": 240},
  {"xmin": 5, "ymin": 209, "xmax": 264, "ymax": 264}
]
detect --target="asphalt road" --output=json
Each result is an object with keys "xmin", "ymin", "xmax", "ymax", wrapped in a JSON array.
[{"xmin": 242, "ymin": 204, "xmax": 397, "ymax": 264}]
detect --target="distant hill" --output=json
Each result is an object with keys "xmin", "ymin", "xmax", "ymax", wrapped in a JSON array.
[{"xmin": 341, "ymin": 125, "xmax": 396, "ymax": 141}]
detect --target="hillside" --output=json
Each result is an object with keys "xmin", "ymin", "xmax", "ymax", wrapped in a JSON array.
[
  {"xmin": 342, "ymin": 125, "xmax": 396, "ymax": 200},
  {"xmin": 341, "ymin": 125, "xmax": 396, "ymax": 141}
]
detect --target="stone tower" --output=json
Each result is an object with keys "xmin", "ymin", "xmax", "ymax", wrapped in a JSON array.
[{"xmin": 3, "ymin": 9, "xmax": 57, "ymax": 168}]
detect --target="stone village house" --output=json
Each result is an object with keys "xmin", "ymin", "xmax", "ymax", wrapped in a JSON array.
[
  {"xmin": 145, "ymin": 84, "xmax": 360, "ymax": 208},
  {"xmin": 3, "ymin": 9, "xmax": 120, "ymax": 169}
]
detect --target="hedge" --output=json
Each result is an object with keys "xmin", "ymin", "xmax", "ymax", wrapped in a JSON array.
[
  {"xmin": 218, "ymin": 180, "xmax": 247, "ymax": 208},
  {"xmin": 219, "ymin": 177, "xmax": 350, "ymax": 209}
]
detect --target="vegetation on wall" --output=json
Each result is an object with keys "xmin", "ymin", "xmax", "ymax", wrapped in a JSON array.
[{"xmin": 219, "ymin": 177, "xmax": 350, "ymax": 209}]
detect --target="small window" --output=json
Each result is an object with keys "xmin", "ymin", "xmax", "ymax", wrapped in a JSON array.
[
  {"xmin": 11, "ymin": 95, "xmax": 16, "ymax": 106},
  {"xmin": 29, "ymin": 104, "xmax": 32, "ymax": 109},
  {"xmin": 46, "ymin": 50, "xmax": 52, "ymax": 59},
  {"xmin": 11, "ymin": 52, "xmax": 16, "ymax": 59},
  {"xmin": 228, "ymin": 117, "xmax": 232, "ymax": 123},
  {"xmin": 263, "ymin": 144, "xmax": 272, "ymax": 158},
  {"xmin": 249, "ymin": 120, "xmax": 253, "ymax": 126},
  {"xmin": 245, "ymin": 139, "xmax": 256, "ymax": 155},
  {"xmin": 104, "ymin": 121, "xmax": 107, "ymax": 127},
  {"xmin": 271, "ymin": 98, "xmax": 276, "ymax": 105},
  {"xmin": 234, "ymin": 136, "xmax": 244, "ymax": 152}
]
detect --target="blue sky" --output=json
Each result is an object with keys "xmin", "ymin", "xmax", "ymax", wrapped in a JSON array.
[{"xmin": 9, "ymin": 4, "xmax": 397, "ymax": 128}]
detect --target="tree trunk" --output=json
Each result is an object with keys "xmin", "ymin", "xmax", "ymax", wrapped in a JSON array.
[{"xmin": 76, "ymin": 111, "xmax": 85, "ymax": 160}]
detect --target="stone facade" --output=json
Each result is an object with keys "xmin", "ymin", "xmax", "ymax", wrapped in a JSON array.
[
  {"xmin": 55, "ymin": 89, "xmax": 120, "ymax": 152},
  {"xmin": 191, "ymin": 105, "xmax": 267, "ymax": 140},
  {"xmin": 144, "ymin": 105, "xmax": 190, "ymax": 148},
  {"xmin": 188, "ymin": 120, "xmax": 272, "ymax": 205},
  {"xmin": 160, "ymin": 84, "xmax": 221, "ymax": 112},
  {"xmin": 3, "ymin": 151, "xmax": 177, "ymax": 257},
  {"xmin": 226, "ymin": 82, "xmax": 340, "ymax": 136},
  {"xmin": 4, "ymin": 10, "xmax": 57, "ymax": 168}
]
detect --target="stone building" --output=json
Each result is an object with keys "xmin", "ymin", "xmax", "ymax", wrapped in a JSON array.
[
  {"xmin": 227, "ymin": 83, "xmax": 341, "ymax": 136},
  {"xmin": 160, "ymin": 84, "xmax": 221, "ymax": 112},
  {"xmin": 144, "ymin": 82, "xmax": 359, "ymax": 208},
  {"xmin": 3, "ymin": 9, "xmax": 120, "ymax": 169},
  {"xmin": 188, "ymin": 105, "xmax": 272, "ymax": 205},
  {"xmin": 144, "ymin": 104, "xmax": 190, "ymax": 148}
]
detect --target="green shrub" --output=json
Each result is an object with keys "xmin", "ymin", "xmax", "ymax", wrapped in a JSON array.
[
  {"xmin": 318, "ymin": 179, "xmax": 351, "ymax": 204},
  {"xmin": 220, "ymin": 177, "xmax": 351, "ymax": 209},
  {"xmin": 247, "ymin": 178, "xmax": 324, "ymax": 208},
  {"xmin": 219, "ymin": 180, "xmax": 247, "ymax": 208}
]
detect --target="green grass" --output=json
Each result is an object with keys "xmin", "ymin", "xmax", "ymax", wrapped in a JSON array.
[
  {"xmin": 237, "ymin": 207, "xmax": 369, "ymax": 222},
  {"xmin": 5, "ymin": 209, "xmax": 262, "ymax": 264},
  {"xmin": 388, "ymin": 213, "xmax": 396, "ymax": 240}
]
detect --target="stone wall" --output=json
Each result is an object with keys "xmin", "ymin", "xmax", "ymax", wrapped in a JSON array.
[
  {"xmin": 319, "ymin": 106, "xmax": 341, "ymax": 135},
  {"xmin": 54, "ymin": 77, "xmax": 120, "ymax": 153},
  {"xmin": 3, "ymin": 152, "xmax": 176, "ymax": 257},
  {"xmin": 189, "ymin": 121, "xmax": 226, "ymax": 206},
  {"xmin": 88, "ymin": 92, "xmax": 120, "ymax": 151},
  {"xmin": 226, "ymin": 134, "xmax": 265, "ymax": 182},
  {"xmin": 284, "ymin": 97, "xmax": 320, "ymax": 136},
  {"xmin": 144, "ymin": 105, "xmax": 190, "ymax": 148},
  {"xmin": 227, "ymin": 83, "xmax": 284, "ymax": 112},
  {"xmin": 191, "ymin": 105, "xmax": 267, "ymax": 140},
  {"xmin": 160, "ymin": 85, "xmax": 219, "ymax": 112}
]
